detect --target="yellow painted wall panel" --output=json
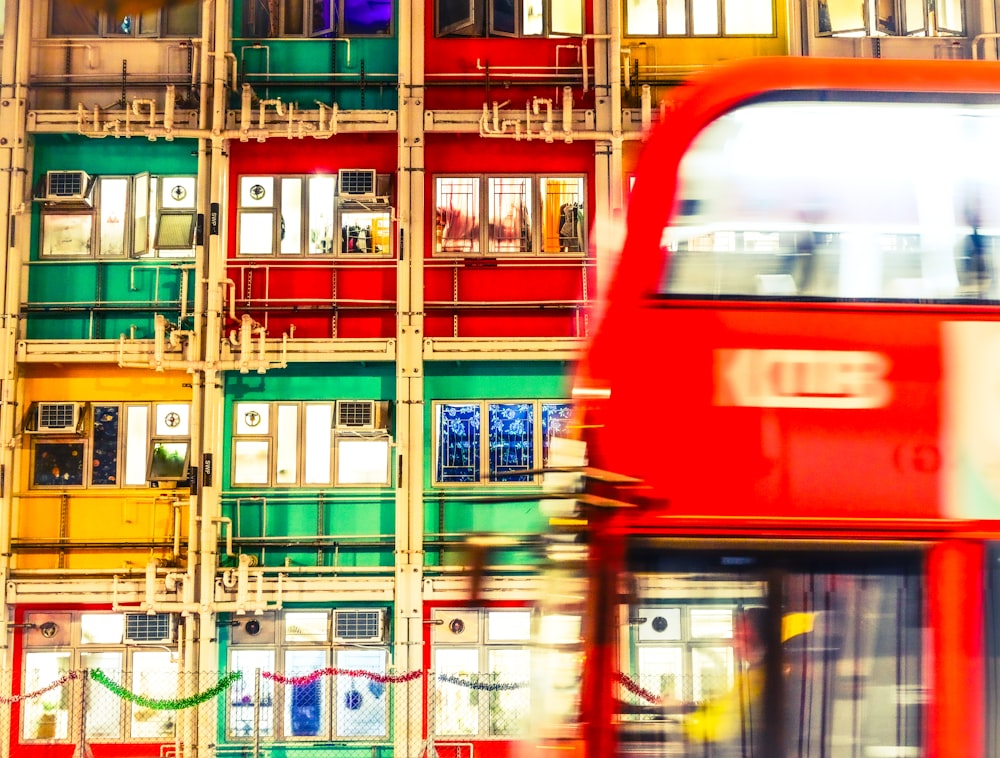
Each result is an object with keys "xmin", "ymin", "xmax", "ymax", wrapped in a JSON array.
[{"xmin": 14, "ymin": 369, "xmax": 193, "ymax": 569}]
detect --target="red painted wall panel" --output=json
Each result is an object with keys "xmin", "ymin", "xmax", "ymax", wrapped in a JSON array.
[{"xmin": 225, "ymin": 137, "xmax": 398, "ymax": 339}]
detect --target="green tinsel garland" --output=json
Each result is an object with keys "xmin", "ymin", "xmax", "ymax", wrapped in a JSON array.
[{"xmin": 90, "ymin": 668, "xmax": 242, "ymax": 710}]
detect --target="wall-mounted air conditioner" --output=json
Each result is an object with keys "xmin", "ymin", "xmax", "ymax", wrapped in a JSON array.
[
  {"xmin": 337, "ymin": 169, "xmax": 377, "ymax": 199},
  {"xmin": 27, "ymin": 401, "xmax": 84, "ymax": 434},
  {"xmin": 124, "ymin": 612, "xmax": 174, "ymax": 644},
  {"xmin": 40, "ymin": 170, "xmax": 93, "ymax": 205},
  {"xmin": 335, "ymin": 400, "xmax": 390, "ymax": 432},
  {"xmin": 333, "ymin": 608, "xmax": 386, "ymax": 643}
]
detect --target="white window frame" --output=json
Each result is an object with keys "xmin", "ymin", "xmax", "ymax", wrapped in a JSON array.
[
  {"xmin": 817, "ymin": 0, "xmax": 964, "ymax": 36},
  {"xmin": 231, "ymin": 401, "xmax": 392, "ymax": 488},
  {"xmin": 240, "ymin": 0, "xmax": 393, "ymax": 38},
  {"xmin": 39, "ymin": 174, "xmax": 197, "ymax": 260},
  {"xmin": 431, "ymin": 607, "xmax": 533, "ymax": 738},
  {"xmin": 624, "ymin": 0, "xmax": 776, "ymax": 37},
  {"xmin": 48, "ymin": 0, "xmax": 200, "ymax": 38},
  {"xmin": 433, "ymin": 174, "xmax": 587, "ymax": 257},
  {"xmin": 29, "ymin": 402, "xmax": 191, "ymax": 489},
  {"xmin": 435, "ymin": 0, "xmax": 583, "ymax": 37},
  {"xmin": 432, "ymin": 399, "xmax": 573, "ymax": 485},
  {"xmin": 227, "ymin": 609, "xmax": 391, "ymax": 742},
  {"xmin": 21, "ymin": 611, "xmax": 179, "ymax": 743},
  {"xmin": 235, "ymin": 174, "xmax": 392, "ymax": 258}
]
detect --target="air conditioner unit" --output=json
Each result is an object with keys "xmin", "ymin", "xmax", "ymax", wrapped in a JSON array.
[
  {"xmin": 333, "ymin": 608, "xmax": 386, "ymax": 643},
  {"xmin": 41, "ymin": 170, "xmax": 93, "ymax": 205},
  {"xmin": 124, "ymin": 612, "xmax": 174, "ymax": 644},
  {"xmin": 29, "ymin": 402, "xmax": 84, "ymax": 433},
  {"xmin": 337, "ymin": 169, "xmax": 377, "ymax": 199},
  {"xmin": 335, "ymin": 400, "xmax": 390, "ymax": 432}
]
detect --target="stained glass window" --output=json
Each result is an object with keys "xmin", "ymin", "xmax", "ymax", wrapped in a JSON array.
[
  {"xmin": 434, "ymin": 399, "xmax": 571, "ymax": 484},
  {"xmin": 436, "ymin": 403, "xmax": 482, "ymax": 483},
  {"xmin": 489, "ymin": 403, "xmax": 534, "ymax": 482}
]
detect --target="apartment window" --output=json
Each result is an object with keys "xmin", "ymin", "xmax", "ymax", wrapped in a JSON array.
[
  {"xmin": 434, "ymin": 176, "xmax": 586, "ymax": 256},
  {"xmin": 49, "ymin": 0, "xmax": 199, "ymax": 37},
  {"xmin": 242, "ymin": 0, "xmax": 391, "ymax": 37},
  {"xmin": 231, "ymin": 401, "xmax": 392, "ymax": 487},
  {"xmin": 38, "ymin": 174, "xmax": 197, "ymax": 259},
  {"xmin": 818, "ymin": 0, "xmax": 963, "ymax": 35},
  {"xmin": 27, "ymin": 402, "xmax": 191, "ymax": 489},
  {"xmin": 228, "ymin": 610, "xmax": 389, "ymax": 740},
  {"xmin": 22, "ymin": 611, "xmax": 177, "ymax": 742},
  {"xmin": 437, "ymin": 0, "xmax": 582, "ymax": 37},
  {"xmin": 433, "ymin": 400, "xmax": 572, "ymax": 484},
  {"xmin": 237, "ymin": 174, "xmax": 392, "ymax": 257},
  {"xmin": 431, "ymin": 608, "xmax": 532, "ymax": 737},
  {"xmin": 625, "ymin": 0, "xmax": 774, "ymax": 35}
]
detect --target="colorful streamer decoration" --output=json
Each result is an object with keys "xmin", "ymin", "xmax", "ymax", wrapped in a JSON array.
[
  {"xmin": 437, "ymin": 673, "xmax": 527, "ymax": 691},
  {"xmin": 263, "ymin": 668, "xmax": 422, "ymax": 686},
  {"xmin": 614, "ymin": 671, "xmax": 661, "ymax": 704},
  {"xmin": 0, "ymin": 671, "xmax": 81, "ymax": 704},
  {"xmin": 90, "ymin": 668, "xmax": 242, "ymax": 710}
]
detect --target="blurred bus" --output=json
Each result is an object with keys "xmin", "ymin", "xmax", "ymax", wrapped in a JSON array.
[{"xmin": 534, "ymin": 57, "xmax": 1000, "ymax": 758}]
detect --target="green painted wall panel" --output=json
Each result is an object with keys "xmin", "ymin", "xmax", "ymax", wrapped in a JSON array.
[
  {"xmin": 26, "ymin": 137, "xmax": 200, "ymax": 338},
  {"xmin": 423, "ymin": 361, "xmax": 571, "ymax": 399},
  {"xmin": 225, "ymin": 364, "xmax": 395, "ymax": 401},
  {"xmin": 221, "ymin": 365, "xmax": 396, "ymax": 568},
  {"xmin": 25, "ymin": 261, "xmax": 195, "ymax": 339},
  {"xmin": 230, "ymin": 0, "xmax": 399, "ymax": 111},
  {"xmin": 32, "ymin": 134, "xmax": 198, "ymax": 175}
]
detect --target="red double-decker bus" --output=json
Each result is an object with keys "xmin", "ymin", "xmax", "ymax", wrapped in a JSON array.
[{"xmin": 532, "ymin": 57, "xmax": 1000, "ymax": 758}]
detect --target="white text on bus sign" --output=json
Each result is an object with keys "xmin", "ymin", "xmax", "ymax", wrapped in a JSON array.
[{"xmin": 715, "ymin": 349, "xmax": 892, "ymax": 409}]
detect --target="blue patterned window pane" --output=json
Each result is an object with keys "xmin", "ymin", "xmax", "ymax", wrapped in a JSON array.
[
  {"xmin": 436, "ymin": 404, "xmax": 482, "ymax": 483},
  {"xmin": 489, "ymin": 403, "xmax": 534, "ymax": 482},
  {"xmin": 92, "ymin": 405, "xmax": 120, "ymax": 486},
  {"xmin": 541, "ymin": 402, "xmax": 573, "ymax": 466},
  {"xmin": 34, "ymin": 442, "xmax": 85, "ymax": 486}
]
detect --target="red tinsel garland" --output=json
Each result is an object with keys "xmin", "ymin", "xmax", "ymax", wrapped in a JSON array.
[
  {"xmin": 613, "ymin": 671, "xmax": 661, "ymax": 704},
  {"xmin": 0, "ymin": 671, "xmax": 81, "ymax": 704},
  {"xmin": 263, "ymin": 668, "xmax": 422, "ymax": 686}
]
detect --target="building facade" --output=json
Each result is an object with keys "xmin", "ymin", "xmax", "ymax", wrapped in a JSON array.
[{"xmin": 0, "ymin": 1, "xmax": 996, "ymax": 757}]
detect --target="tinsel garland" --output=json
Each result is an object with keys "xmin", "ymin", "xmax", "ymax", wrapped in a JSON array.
[
  {"xmin": 263, "ymin": 668, "xmax": 422, "ymax": 686},
  {"xmin": 0, "ymin": 671, "xmax": 80, "ymax": 704},
  {"xmin": 613, "ymin": 671, "xmax": 661, "ymax": 704},
  {"xmin": 90, "ymin": 668, "xmax": 242, "ymax": 710},
  {"xmin": 437, "ymin": 673, "xmax": 527, "ymax": 691}
]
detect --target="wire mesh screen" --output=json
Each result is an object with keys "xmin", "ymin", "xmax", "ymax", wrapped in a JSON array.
[{"xmin": 2, "ymin": 666, "xmax": 536, "ymax": 758}]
